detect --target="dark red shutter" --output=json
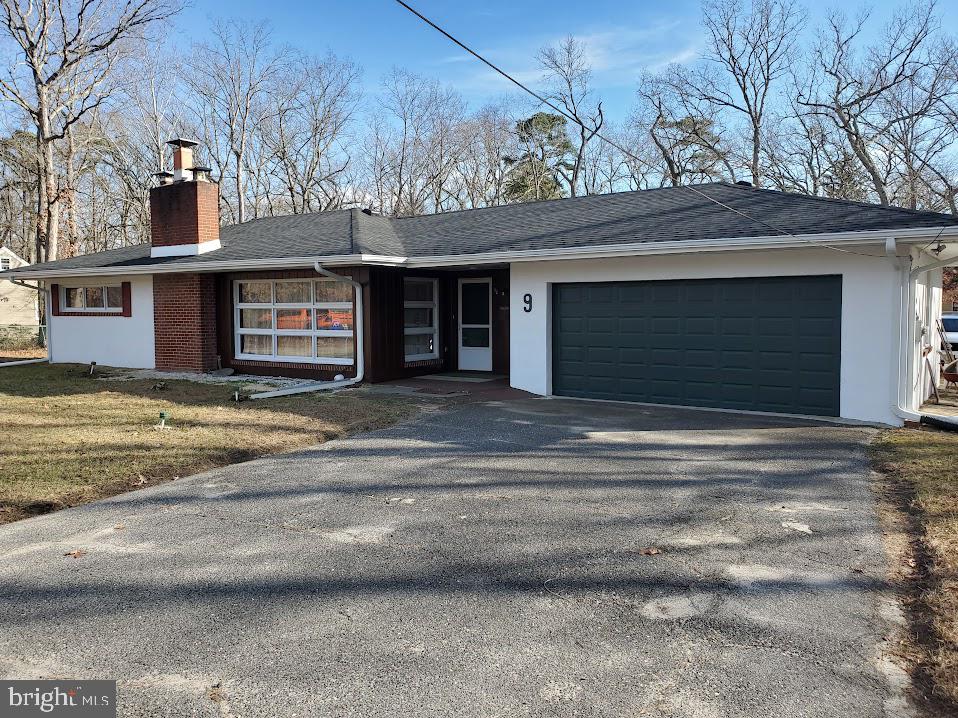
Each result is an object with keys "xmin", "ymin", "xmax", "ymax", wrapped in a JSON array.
[
  {"xmin": 50, "ymin": 283, "xmax": 61, "ymax": 316},
  {"xmin": 121, "ymin": 282, "xmax": 132, "ymax": 317}
]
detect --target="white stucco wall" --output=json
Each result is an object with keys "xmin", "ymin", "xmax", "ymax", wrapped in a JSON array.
[
  {"xmin": 509, "ymin": 247, "xmax": 907, "ymax": 425},
  {"xmin": 47, "ymin": 275, "xmax": 155, "ymax": 368}
]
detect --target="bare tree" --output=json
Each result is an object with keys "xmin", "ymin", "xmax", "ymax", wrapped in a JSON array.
[
  {"xmin": 457, "ymin": 103, "xmax": 514, "ymax": 208},
  {"xmin": 635, "ymin": 73, "xmax": 735, "ymax": 186},
  {"xmin": 187, "ymin": 20, "xmax": 289, "ymax": 223},
  {"xmin": 361, "ymin": 68, "xmax": 469, "ymax": 216},
  {"xmin": 537, "ymin": 36, "xmax": 603, "ymax": 196},
  {"xmin": 262, "ymin": 52, "xmax": 360, "ymax": 214},
  {"xmin": 0, "ymin": 0, "xmax": 180, "ymax": 260},
  {"xmin": 662, "ymin": 0, "xmax": 803, "ymax": 185},
  {"xmin": 798, "ymin": 2, "xmax": 945, "ymax": 205}
]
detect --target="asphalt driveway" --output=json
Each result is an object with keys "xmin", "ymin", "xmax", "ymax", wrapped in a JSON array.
[{"xmin": 0, "ymin": 398, "xmax": 903, "ymax": 717}]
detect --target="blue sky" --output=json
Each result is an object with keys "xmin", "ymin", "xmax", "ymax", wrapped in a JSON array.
[{"xmin": 176, "ymin": 0, "xmax": 955, "ymax": 121}]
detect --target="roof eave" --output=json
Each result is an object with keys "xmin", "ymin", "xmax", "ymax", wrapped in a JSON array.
[
  {"xmin": 6, "ymin": 253, "xmax": 408, "ymax": 280},
  {"xmin": 404, "ymin": 226, "xmax": 958, "ymax": 267},
  {"xmin": 8, "ymin": 225, "xmax": 958, "ymax": 279}
]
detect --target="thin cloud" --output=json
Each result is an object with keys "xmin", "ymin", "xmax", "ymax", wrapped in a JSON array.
[{"xmin": 429, "ymin": 17, "xmax": 701, "ymax": 96}]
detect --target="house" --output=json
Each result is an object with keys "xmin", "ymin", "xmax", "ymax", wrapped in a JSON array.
[
  {"xmin": 3, "ymin": 139, "xmax": 957, "ymax": 426},
  {"xmin": 0, "ymin": 246, "xmax": 39, "ymax": 330}
]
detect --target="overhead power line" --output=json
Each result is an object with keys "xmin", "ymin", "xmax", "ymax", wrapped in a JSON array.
[{"xmin": 393, "ymin": 0, "xmax": 906, "ymax": 259}]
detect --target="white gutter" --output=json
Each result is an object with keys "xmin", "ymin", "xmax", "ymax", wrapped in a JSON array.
[
  {"xmin": 8, "ymin": 226, "xmax": 958, "ymax": 280},
  {"xmin": 3, "ymin": 253, "xmax": 405, "ymax": 280},
  {"xmin": 248, "ymin": 263, "xmax": 364, "ymax": 400}
]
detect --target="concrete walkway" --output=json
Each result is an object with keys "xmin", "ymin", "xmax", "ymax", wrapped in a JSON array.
[{"xmin": 0, "ymin": 398, "xmax": 903, "ymax": 717}]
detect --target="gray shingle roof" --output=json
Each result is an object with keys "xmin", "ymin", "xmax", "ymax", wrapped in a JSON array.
[{"xmin": 15, "ymin": 182, "xmax": 958, "ymax": 274}]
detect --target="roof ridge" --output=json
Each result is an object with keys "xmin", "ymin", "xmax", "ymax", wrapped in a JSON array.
[{"xmin": 349, "ymin": 208, "xmax": 359, "ymax": 254}]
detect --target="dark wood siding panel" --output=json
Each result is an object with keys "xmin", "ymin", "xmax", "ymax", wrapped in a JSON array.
[
  {"xmin": 366, "ymin": 267, "xmax": 453, "ymax": 382},
  {"xmin": 491, "ymin": 269, "xmax": 510, "ymax": 376}
]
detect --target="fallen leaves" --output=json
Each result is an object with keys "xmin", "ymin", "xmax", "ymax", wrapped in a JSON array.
[
  {"xmin": 63, "ymin": 549, "xmax": 87, "ymax": 559},
  {"xmin": 639, "ymin": 547, "xmax": 661, "ymax": 556}
]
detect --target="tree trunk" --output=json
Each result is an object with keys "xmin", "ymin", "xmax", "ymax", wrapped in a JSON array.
[
  {"xmin": 64, "ymin": 128, "xmax": 79, "ymax": 257},
  {"xmin": 235, "ymin": 150, "xmax": 245, "ymax": 223},
  {"xmin": 751, "ymin": 123, "xmax": 761, "ymax": 185},
  {"xmin": 36, "ymin": 90, "xmax": 59, "ymax": 261}
]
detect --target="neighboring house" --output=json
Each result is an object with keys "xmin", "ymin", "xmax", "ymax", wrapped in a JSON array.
[
  {"xmin": 0, "ymin": 246, "xmax": 39, "ymax": 327},
  {"xmin": 3, "ymin": 139, "xmax": 957, "ymax": 426}
]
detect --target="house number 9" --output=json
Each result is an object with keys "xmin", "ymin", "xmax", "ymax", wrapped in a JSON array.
[{"xmin": 523, "ymin": 293, "xmax": 533, "ymax": 312}]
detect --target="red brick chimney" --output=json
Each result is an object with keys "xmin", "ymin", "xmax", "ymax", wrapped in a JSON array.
[{"xmin": 150, "ymin": 139, "xmax": 221, "ymax": 258}]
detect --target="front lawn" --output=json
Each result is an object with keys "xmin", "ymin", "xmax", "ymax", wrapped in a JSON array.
[
  {"xmin": 0, "ymin": 363, "xmax": 414, "ymax": 523},
  {"xmin": 871, "ymin": 428, "xmax": 958, "ymax": 714}
]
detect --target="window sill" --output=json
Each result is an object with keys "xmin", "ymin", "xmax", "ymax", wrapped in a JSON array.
[
  {"xmin": 235, "ymin": 353, "xmax": 354, "ymax": 366},
  {"xmin": 55, "ymin": 311, "xmax": 127, "ymax": 318}
]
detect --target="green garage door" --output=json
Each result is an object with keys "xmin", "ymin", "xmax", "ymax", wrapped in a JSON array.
[{"xmin": 552, "ymin": 275, "xmax": 842, "ymax": 416}]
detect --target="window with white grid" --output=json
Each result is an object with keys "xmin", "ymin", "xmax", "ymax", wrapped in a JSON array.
[{"xmin": 234, "ymin": 279, "xmax": 354, "ymax": 364}]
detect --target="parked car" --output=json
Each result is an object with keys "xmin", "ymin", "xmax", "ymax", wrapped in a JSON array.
[{"xmin": 943, "ymin": 313, "xmax": 958, "ymax": 350}]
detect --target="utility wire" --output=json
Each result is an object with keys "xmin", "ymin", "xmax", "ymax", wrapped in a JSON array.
[{"xmin": 394, "ymin": 0, "xmax": 922, "ymax": 259}]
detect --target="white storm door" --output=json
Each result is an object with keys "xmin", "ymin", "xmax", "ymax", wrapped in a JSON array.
[{"xmin": 458, "ymin": 278, "xmax": 493, "ymax": 371}]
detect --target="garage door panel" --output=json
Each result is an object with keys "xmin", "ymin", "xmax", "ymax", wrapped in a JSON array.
[
  {"xmin": 619, "ymin": 317, "xmax": 647, "ymax": 333},
  {"xmin": 552, "ymin": 276, "xmax": 841, "ymax": 416},
  {"xmin": 721, "ymin": 317, "xmax": 755, "ymax": 336},
  {"xmin": 799, "ymin": 352, "xmax": 838, "ymax": 371},
  {"xmin": 718, "ymin": 350, "xmax": 754, "ymax": 369},
  {"xmin": 685, "ymin": 349, "xmax": 719, "ymax": 368}
]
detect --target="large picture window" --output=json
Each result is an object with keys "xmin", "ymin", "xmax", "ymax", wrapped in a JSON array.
[
  {"xmin": 404, "ymin": 278, "xmax": 439, "ymax": 361},
  {"xmin": 234, "ymin": 279, "xmax": 354, "ymax": 365}
]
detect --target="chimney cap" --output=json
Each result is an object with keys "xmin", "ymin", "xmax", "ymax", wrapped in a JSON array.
[
  {"xmin": 166, "ymin": 137, "xmax": 199, "ymax": 149},
  {"xmin": 191, "ymin": 166, "xmax": 213, "ymax": 182},
  {"xmin": 153, "ymin": 170, "xmax": 174, "ymax": 178}
]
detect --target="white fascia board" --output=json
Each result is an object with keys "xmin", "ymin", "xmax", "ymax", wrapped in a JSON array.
[{"xmin": 9, "ymin": 225, "xmax": 958, "ymax": 278}]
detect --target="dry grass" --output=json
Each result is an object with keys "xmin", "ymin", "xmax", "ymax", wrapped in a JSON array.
[
  {"xmin": 871, "ymin": 428, "xmax": 958, "ymax": 712},
  {"xmin": 0, "ymin": 347, "xmax": 47, "ymax": 362},
  {"xmin": 0, "ymin": 363, "xmax": 415, "ymax": 524}
]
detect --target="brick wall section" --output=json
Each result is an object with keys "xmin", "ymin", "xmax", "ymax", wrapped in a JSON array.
[
  {"xmin": 154, "ymin": 273, "xmax": 219, "ymax": 372},
  {"xmin": 149, "ymin": 181, "xmax": 220, "ymax": 248}
]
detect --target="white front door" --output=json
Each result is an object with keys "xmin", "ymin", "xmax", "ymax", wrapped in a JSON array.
[{"xmin": 458, "ymin": 278, "xmax": 493, "ymax": 371}]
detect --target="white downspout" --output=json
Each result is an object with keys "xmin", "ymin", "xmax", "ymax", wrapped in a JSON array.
[
  {"xmin": 888, "ymin": 238, "xmax": 921, "ymax": 423},
  {"xmin": 248, "ymin": 263, "xmax": 364, "ymax": 400}
]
